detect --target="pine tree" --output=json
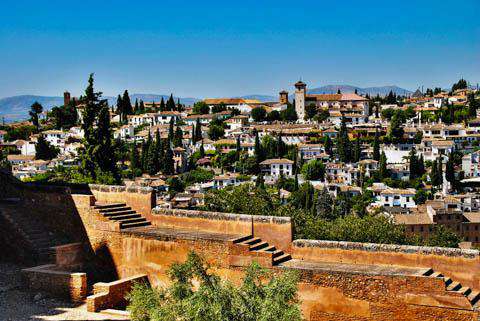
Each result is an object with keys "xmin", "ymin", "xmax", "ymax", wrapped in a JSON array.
[
  {"xmin": 29, "ymin": 101, "xmax": 43, "ymax": 131},
  {"xmin": 166, "ymin": 94, "xmax": 176, "ymax": 111},
  {"xmin": 35, "ymin": 135, "xmax": 58, "ymax": 160},
  {"xmin": 373, "ymin": 129, "xmax": 380, "ymax": 161}
]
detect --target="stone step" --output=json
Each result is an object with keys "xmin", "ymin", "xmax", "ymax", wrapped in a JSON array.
[
  {"xmin": 119, "ymin": 217, "xmax": 148, "ymax": 224},
  {"xmin": 250, "ymin": 241, "xmax": 269, "ymax": 251},
  {"xmin": 468, "ymin": 291, "xmax": 480, "ymax": 305},
  {"xmin": 99, "ymin": 206, "xmax": 132, "ymax": 213},
  {"xmin": 272, "ymin": 250, "xmax": 284, "ymax": 258},
  {"xmin": 108, "ymin": 214, "xmax": 142, "ymax": 221},
  {"xmin": 102, "ymin": 210, "xmax": 137, "ymax": 217},
  {"xmin": 447, "ymin": 281, "xmax": 462, "ymax": 291},
  {"xmin": 261, "ymin": 245, "xmax": 276, "ymax": 252},
  {"xmin": 232, "ymin": 235, "xmax": 254, "ymax": 244},
  {"xmin": 120, "ymin": 221, "xmax": 151, "ymax": 229},
  {"xmin": 273, "ymin": 253, "xmax": 291, "ymax": 265},
  {"xmin": 431, "ymin": 271, "xmax": 443, "ymax": 278},
  {"xmin": 240, "ymin": 237, "xmax": 261, "ymax": 246},
  {"xmin": 94, "ymin": 203, "xmax": 126, "ymax": 209},
  {"xmin": 420, "ymin": 268, "xmax": 434, "ymax": 276},
  {"xmin": 458, "ymin": 287, "xmax": 472, "ymax": 296},
  {"xmin": 443, "ymin": 277, "xmax": 453, "ymax": 286}
]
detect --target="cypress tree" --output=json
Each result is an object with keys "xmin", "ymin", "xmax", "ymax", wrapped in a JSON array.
[
  {"xmin": 122, "ymin": 90, "xmax": 133, "ymax": 116},
  {"xmin": 254, "ymin": 131, "xmax": 263, "ymax": 164},
  {"xmin": 35, "ymin": 135, "xmax": 58, "ymax": 160},
  {"xmin": 445, "ymin": 153, "xmax": 456, "ymax": 187},
  {"xmin": 130, "ymin": 142, "xmax": 141, "ymax": 175},
  {"xmin": 95, "ymin": 105, "xmax": 119, "ymax": 179},
  {"xmin": 159, "ymin": 97, "xmax": 166, "ymax": 112},
  {"xmin": 199, "ymin": 143, "xmax": 205, "ymax": 158},
  {"xmin": 173, "ymin": 125, "xmax": 183, "ymax": 147},
  {"xmin": 168, "ymin": 118, "xmax": 175, "ymax": 142},
  {"xmin": 408, "ymin": 149, "xmax": 419, "ymax": 180},
  {"xmin": 134, "ymin": 99, "xmax": 139, "ymax": 113},
  {"xmin": 166, "ymin": 94, "xmax": 176, "ymax": 111},
  {"xmin": 194, "ymin": 118, "xmax": 202, "ymax": 142},
  {"xmin": 418, "ymin": 154, "xmax": 425, "ymax": 176},
  {"xmin": 29, "ymin": 101, "xmax": 43, "ymax": 132},
  {"xmin": 116, "ymin": 94, "xmax": 123, "ymax": 121},
  {"xmin": 323, "ymin": 135, "xmax": 333, "ymax": 156},
  {"xmin": 80, "ymin": 74, "xmax": 103, "ymax": 179},
  {"xmin": 337, "ymin": 117, "xmax": 351, "ymax": 163},
  {"xmin": 373, "ymin": 129, "xmax": 380, "ymax": 161},
  {"xmin": 276, "ymin": 133, "xmax": 285, "ymax": 158},
  {"xmin": 236, "ymin": 136, "xmax": 241, "ymax": 159},
  {"xmin": 139, "ymin": 100, "xmax": 145, "ymax": 113},
  {"xmin": 163, "ymin": 147, "xmax": 174, "ymax": 175},
  {"xmin": 353, "ymin": 138, "xmax": 361, "ymax": 162},
  {"xmin": 379, "ymin": 151, "xmax": 388, "ymax": 179}
]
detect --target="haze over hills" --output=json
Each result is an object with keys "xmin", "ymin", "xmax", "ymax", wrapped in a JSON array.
[{"xmin": 0, "ymin": 85, "xmax": 411, "ymax": 122}]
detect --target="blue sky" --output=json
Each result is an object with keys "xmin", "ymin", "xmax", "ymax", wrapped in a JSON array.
[{"xmin": 0, "ymin": 0, "xmax": 478, "ymax": 98}]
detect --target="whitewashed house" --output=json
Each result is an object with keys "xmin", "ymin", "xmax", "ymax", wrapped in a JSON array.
[{"xmin": 260, "ymin": 158, "xmax": 294, "ymax": 177}]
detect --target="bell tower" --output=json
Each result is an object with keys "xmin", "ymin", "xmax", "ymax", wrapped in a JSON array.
[{"xmin": 294, "ymin": 81, "xmax": 306, "ymax": 120}]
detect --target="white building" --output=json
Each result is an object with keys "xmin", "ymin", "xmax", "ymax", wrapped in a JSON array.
[
  {"xmin": 260, "ymin": 158, "xmax": 294, "ymax": 177},
  {"xmin": 377, "ymin": 188, "xmax": 417, "ymax": 208},
  {"xmin": 43, "ymin": 130, "xmax": 66, "ymax": 147},
  {"xmin": 114, "ymin": 125, "xmax": 135, "ymax": 140},
  {"xmin": 462, "ymin": 151, "xmax": 480, "ymax": 178},
  {"xmin": 213, "ymin": 173, "xmax": 240, "ymax": 189}
]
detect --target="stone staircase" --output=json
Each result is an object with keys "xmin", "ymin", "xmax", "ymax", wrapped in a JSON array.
[
  {"xmin": 0, "ymin": 200, "xmax": 58, "ymax": 264},
  {"xmin": 229, "ymin": 235, "xmax": 292, "ymax": 267},
  {"xmin": 422, "ymin": 268, "xmax": 480, "ymax": 308},
  {"xmin": 93, "ymin": 203, "xmax": 151, "ymax": 229}
]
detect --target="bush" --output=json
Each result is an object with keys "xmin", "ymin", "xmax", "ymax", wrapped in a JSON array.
[{"xmin": 126, "ymin": 252, "xmax": 302, "ymax": 321}]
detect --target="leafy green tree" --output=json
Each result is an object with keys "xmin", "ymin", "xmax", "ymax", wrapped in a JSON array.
[
  {"xmin": 316, "ymin": 188, "xmax": 334, "ymax": 220},
  {"xmin": 301, "ymin": 159, "xmax": 325, "ymax": 181},
  {"xmin": 208, "ymin": 122, "xmax": 225, "ymax": 140},
  {"xmin": 424, "ymin": 225, "xmax": 462, "ymax": 248},
  {"xmin": 388, "ymin": 110, "xmax": 404, "ymax": 142},
  {"xmin": 29, "ymin": 101, "xmax": 43, "ymax": 131},
  {"xmin": 280, "ymin": 103, "xmax": 297, "ymax": 122},
  {"xmin": 251, "ymin": 107, "xmax": 267, "ymax": 122},
  {"xmin": 212, "ymin": 102, "xmax": 227, "ymax": 114},
  {"xmin": 126, "ymin": 252, "xmax": 302, "ymax": 321},
  {"xmin": 35, "ymin": 135, "xmax": 59, "ymax": 160},
  {"xmin": 267, "ymin": 110, "xmax": 280, "ymax": 121},
  {"xmin": 304, "ymin": 103, "xmax": 317, "ymax": 120},
  {"xmin": 193, "ymin": 101, "xmax": 210, "ymax": 114}
]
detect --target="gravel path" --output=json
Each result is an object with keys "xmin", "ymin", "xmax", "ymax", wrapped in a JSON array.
[{"xmin": 0, "ymin": 263, "xmax": 129, "ymax": 321}]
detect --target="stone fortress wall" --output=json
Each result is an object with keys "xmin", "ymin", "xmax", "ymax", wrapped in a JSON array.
[{"xmin": 10, "ymin": 182, "xmax": 480, "ymax": 321}]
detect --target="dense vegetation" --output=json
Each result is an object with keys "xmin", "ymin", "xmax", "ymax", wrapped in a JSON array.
[{"xmin": 126, "ymin": 251, "xmax": 302, "ymax": 321}]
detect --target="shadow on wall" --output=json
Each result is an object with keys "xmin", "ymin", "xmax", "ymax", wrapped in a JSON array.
[{"xmin": 0, "ymin": 172, "xmax": 119, "ymax": 282}]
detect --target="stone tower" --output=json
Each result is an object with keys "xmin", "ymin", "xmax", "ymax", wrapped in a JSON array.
[
  {"xmin": 294, "ymin": 81, "xmax": 306, "ymax": 120},
  {"xmin": 64, "ymin": 91, "xmax": 71, "ymax": 107},
  {"xmin": 279, "ymin": 90, "xmax": 289, "ymax": 104}
]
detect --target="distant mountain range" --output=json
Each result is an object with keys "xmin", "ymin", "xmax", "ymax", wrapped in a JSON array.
[
  {"xmin": 0, "ymin": 85, "xmax": 411, "ymax": 123},
  {"xmin": 0, "ymin": 94, "xmax": 200, "ymax": 123}
]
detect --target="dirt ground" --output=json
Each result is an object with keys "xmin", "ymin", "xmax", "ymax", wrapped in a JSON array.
[{"xmin": 0, "ymin": 263, "xmax": 129, "ymax": 321}]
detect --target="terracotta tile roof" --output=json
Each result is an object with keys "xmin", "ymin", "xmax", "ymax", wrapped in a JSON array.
[{"xmin": 260, "ymin": 158, "xmax": 294, "ymax": 165}]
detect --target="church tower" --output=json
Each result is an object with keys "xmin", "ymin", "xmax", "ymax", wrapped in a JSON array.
[
  {"xmin": 279, "ymin": 90, "xmax": 289, "ymax": 104},
  {"xmin": 294, "ymin": 81, "xmax": 306, "ymax": 120}
]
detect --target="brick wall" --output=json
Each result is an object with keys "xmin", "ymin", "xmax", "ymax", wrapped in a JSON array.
[{"xmin": 292, "ymin": 239, "xmax": 480, "ymax": 291}]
